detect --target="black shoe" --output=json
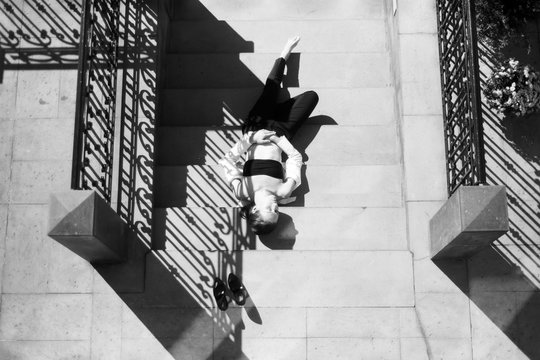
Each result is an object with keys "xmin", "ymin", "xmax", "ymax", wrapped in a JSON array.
[
  {"xmin": 228, "ymin": 273, "xmax": 248, "ymax": 306},
  {"xmin": 213, "ymin": 278, "xmax": 229, "ymax": 311}
]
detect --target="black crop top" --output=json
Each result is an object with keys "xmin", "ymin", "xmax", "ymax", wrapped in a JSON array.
[{"xmin": 243, "ymin": 159, "xmax": 283, "ymax": 179}]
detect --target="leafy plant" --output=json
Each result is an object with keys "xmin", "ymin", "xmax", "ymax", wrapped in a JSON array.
[
  {"xmin": 475, "ymin": 0, "xmax": 538, "ymax": 50},
  {"xmin": 483, "ymin": 59, "xmax": 540, "ymax": 116}
]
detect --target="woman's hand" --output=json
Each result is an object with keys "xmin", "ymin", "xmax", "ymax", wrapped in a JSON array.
[
  {"xmin": 280, "ymin": 35, "xmax": 300, "ymax": 61},
  {"xmin": 251, "ymin": 129, "xmax": 276, "ymax": 144},
  {"xmin": 268, "ymin": 134, "xmax": 282, "ymax": 144}
]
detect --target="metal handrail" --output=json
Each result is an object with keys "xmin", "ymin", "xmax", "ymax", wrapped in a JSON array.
[
  {"xmin": 436, "ymin": 0, "xmax": 486, "ymax": 196},
  {"xmin": 72, "ymin": 0, "xmax": 121, "ymax": 202}
]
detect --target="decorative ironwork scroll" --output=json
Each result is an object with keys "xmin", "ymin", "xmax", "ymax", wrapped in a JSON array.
[
  {"xmin": 436, "ymin": 0, "xmax": 486, "ymax": 196},
  {"xmin": 72, "ymin": 0, "xmax": 121, "ymax": 202},
  {"xmin": 116, "ymin": 0, "xmax": 157, "ymax": 247}
]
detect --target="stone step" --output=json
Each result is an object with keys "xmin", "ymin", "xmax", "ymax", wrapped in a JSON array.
[
  {"xmin": 168, "ymin": 20, "xmax": 387, "ymax": 53},
  {"xmin": 144, "ymin": 250, "xmax": 414, "ymax": 308},
  {"xmin": 170, "ymin": 0, "xmax": 384, "ymax": 21},
  {"xmin": 159, "ymin": 87, "xmax": 396, "ymax": 127},
  {"xmin": 153, "ymin": 165, "xmax": 402, "ymax": 208},
  {"xmin": 120, "ymin": 304, "xmax": 407, "ymax": 359},
  {"xmin": 155, "ymin": 125, "xmax": 399, "ymax": 166},
  {"xmin": 153, "ymin": 207, "xmax": 407, "ymax": 251},
  {"xmin": 164, "ymin": 53, "xmax": 391, "ymax": 89}
]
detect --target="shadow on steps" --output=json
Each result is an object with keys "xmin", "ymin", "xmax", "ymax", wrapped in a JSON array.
[{"xmin": 435, "ymin": 246, "xmax": 540, "ymax": 359}]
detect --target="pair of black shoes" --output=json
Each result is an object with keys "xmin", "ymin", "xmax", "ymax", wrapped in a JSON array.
[{"xmin": 213, "ymin": 274, "xmax": 248, "ymax": 311}]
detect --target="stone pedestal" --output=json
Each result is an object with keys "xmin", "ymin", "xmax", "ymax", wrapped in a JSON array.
[
  {"xmin": 48, "ymin": 190, "xmax": 128, "ymax": 264},
  {"xmin": 430, "ymin": 186, "xmax": 509, "ymax": 259}
]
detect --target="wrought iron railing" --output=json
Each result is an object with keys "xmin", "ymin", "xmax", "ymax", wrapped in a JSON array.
[
  {"xmin": 436, "ymin": 0, "xmax": 486, "ymax": 196},
  {"xmin": 72, "ymin": 0, "xmax": 121, "ymax": 202}
]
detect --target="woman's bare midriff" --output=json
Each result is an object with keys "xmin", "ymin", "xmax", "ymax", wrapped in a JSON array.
[{"xmin": 243, "ymin": 142, "xmax": 284, "ymax": 198}]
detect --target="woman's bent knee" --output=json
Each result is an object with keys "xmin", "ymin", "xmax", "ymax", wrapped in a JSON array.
[{"xmin": 306, "ymin": 90, "xmax": 319, "ymax": 105}]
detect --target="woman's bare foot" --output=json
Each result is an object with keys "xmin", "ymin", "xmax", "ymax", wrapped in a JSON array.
[{"xmin": 280, "ymin": 35, "xmax": 301, "ymax": 60}]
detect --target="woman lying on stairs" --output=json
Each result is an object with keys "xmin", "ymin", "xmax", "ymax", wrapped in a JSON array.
[{"xmin": 219, "ymin": 36, "xmax": 319, "ymax": 235}]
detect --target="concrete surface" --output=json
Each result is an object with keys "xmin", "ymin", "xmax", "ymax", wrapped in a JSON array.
[{"xmin": 0, "ymin": 0, "xmax": 537, "ymax": 359}]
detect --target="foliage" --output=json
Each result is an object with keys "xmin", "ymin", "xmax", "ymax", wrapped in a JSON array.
[
  {"xmin": 475, "ymin": 0, "xmax": 538, "ymax": 50},
  {"xmin": 483, "ymin": 59, "xmax": 540, "ymax": 116}
]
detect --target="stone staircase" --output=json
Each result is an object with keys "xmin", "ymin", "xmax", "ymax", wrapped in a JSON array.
[{"xmin": 149, "ymin": 0, "xmax": 414, "ymax": 358}]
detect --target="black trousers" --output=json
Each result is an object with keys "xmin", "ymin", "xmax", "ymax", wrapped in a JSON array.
[{"xmin": 242, "ymin": 58, "xmax": 319, "ymax": 140}]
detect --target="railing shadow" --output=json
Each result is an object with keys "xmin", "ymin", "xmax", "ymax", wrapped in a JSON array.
[
  {"xmin": 4, "ymin": 0, "xmax": 329, "ymax": 358},
  {"xmin": 0, "ymin": 0, "xmax": 81, "ymax": 71},
  {"xmin": 437, "ymin": 35, "xmax": 540, "ymax": 359}
]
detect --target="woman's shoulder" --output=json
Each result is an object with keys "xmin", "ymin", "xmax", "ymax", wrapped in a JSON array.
[{"xmin": 231, "ymin": 178, "xmax": 251, "ymax": 201}]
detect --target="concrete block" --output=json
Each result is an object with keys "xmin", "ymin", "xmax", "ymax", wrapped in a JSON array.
[
  {"xmin": 48, "ymin": 190, "xmax": 128, "ymax": 263},
  {"xmin": 402, "ymin": 116, "xmax": 447, "ymax": 201},
  {"xmin": 308, "ymin": 338, "xmax": 400, "ymax": 360},
  {"xmin": 0, "ymin": 340, "xmax": 90, "ymax": 360},
  {"xmin": 169, "ymin": 20, "xmax": 387, "ymax": 53},
  {"xmin": 171, "ymin": 0, "xmax": 385, "ymax": 20},
  {"xmin": 15, "ymin": 70, "xmax": 60, "ymax": 118},
  {"xmin": 307, "ymin": 308, "xmax": 400, "ymax": 338},
  {"xmin": 13, "ymin": 118, "xmax": 73, "ymax": 161},
  {"xmin": 160, "ymin": 87, "xmax": 396, "ymax": 127},
  {"xmin": 430, "ymin": 186, "xmax": 509, "ymax": 259},
  {"xmin": 10, "ymin": 160, "xmax": 71, "ymax": 204},
  {"xmin": 149, "ymin": 250, "xmax": 414, "ymax": 307},
  {"xmin": 0, "ymin": 294, "xmax": 92, "ymax": 340},
  {"xmin": 165, "ymin": 53, "xmax": 391, "ymax": 88}
]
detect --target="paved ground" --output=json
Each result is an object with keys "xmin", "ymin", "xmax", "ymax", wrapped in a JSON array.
[{"xmin": 0, "ymin": 0, "xmax": 538, "ymax": 359}]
